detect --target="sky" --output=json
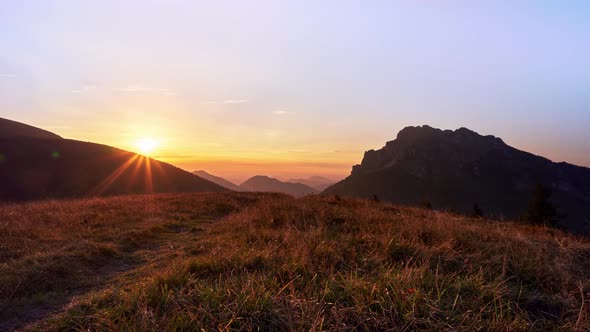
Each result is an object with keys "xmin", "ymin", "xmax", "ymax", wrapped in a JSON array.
[{"xmin": 1, "ymin": 1, "xmax": 589, "ymax": 183}]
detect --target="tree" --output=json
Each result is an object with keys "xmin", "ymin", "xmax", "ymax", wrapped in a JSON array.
[
  {"xmin": 472, "ymin": 203, "xmax": 483, "ymax": 218},
  {"xmin": 522, "ymin": 184, "xmax": 559, "ymax": 227},
  {"xmin": 421, "ymin": 199, "xmax": 433, "ymax": 210}
]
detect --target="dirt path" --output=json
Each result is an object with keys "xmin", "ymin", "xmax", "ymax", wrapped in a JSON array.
[{"xmin": 4, "ymin": 217, "xmax": 219, "ymax": 332}]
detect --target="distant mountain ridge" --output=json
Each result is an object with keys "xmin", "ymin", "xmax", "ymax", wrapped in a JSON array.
[
  {"xmin": 0, "ymin": 118, "xmax": 228, "ymax": 201},
  {"xmin": 287, "ymin": 176, "xmax": 335, "ymax": 191},
  {"xmin": 193, "ymin": 170, "xmax": 242, "ymax": 191},
  {"xmin": 240, "ymin": 175, "xmax": 318, "ymax": 197},
  {"xmin": 192, "ymin": 171, "xmax": 320, "ymax": 197},
  {"xmin": 324, "ymin": 125, "xmax": 590, "ymax": 235}
]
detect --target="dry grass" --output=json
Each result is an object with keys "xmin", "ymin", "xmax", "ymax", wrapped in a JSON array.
[
  {"xmin": 0, "ymin": 192, "xmax": 270, "ymax": 331},
  {"xmin": 1, "ymin": 193, "xmax": 589, "ymax": 331}
]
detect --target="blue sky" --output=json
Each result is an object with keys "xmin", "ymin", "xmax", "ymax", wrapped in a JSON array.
[{"xmin": 1, "ymin": 1, "xmax": 589, "ymax": 180}]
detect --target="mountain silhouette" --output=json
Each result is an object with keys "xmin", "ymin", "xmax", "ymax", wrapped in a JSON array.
[
  {"xmin": 193, "ymin": 170, "xmax": 242, "ymax": 191},
  {"xmin": 240, "ymin": 175, "xmax": 318, "ymax": 197},
  {"xmin": 324, "ymin": 125, "xmax": 590, "ymax": 235},
  {"xmin": 287, "ymin": 176, "xmax": 336, "ymax": 191},
  {"xmin": 0, "ymin": 118, "xmax": 62, "ymax": 140},
  {"xmin": 0, "ymin": 118, "xmax": 228, "ymax": 201}
]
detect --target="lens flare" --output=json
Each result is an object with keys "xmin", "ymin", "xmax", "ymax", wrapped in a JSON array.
[{"xmin": 136, "ymin": 138, "xmax": 158, "ymax": 155}]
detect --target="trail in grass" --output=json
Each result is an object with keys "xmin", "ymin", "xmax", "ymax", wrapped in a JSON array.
[{"xmin": 3, "ymin": 216, "xmax": 220, "ymax": 332}]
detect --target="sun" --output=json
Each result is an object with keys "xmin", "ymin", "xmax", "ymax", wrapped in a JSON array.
[{"xmin": 136, "ymin": 138, "xmax": 158, "ymax": 155}]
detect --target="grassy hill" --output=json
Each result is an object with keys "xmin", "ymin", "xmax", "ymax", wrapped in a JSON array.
[
  {"xmin": 0, "ymin": 118, "xmax": 62, "ymax": 140},
  {"xmin": 0, "ymin": 117, "xmax": 228, "ymax": 202},
  {"xmin": 0, "ymin": 138, "xmax": 228, "ymax": 202},
  {"xmin": 1, "ymin": 193, "xmax": 589, "ymax": 331}
]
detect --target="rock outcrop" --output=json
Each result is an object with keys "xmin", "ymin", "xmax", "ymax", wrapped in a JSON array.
[{"xmin": 325, "ymin": 125, "xmax": 590, "ymax": 235}]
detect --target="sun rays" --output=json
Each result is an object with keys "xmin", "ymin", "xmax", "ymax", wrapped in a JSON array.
[{"xmin": 89, "ymin": 154, "xmax": 158, "ymax": 196}]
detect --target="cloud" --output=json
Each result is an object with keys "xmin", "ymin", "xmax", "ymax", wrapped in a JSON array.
[
  {"xmin": 201, "ymin": 99, "xmax": 249, "ymax": 105},
  {"xmin": 223, "ymin": 99, "xmax": 248, "ymax": 104},
  {"xmin": 115, "ymin": 86, "xmax": 149, "ymax": 92},
  {"xmin": 114, "ymin": 86, "xmax": 177, "ymax": 96},
  {"xmin": 0, "ymin": 73, "xmax": 16, "ymax": 78},
  {"xmin": 272, "ymin": 110, "xmax": 294, "ymax": 116},
  {"xmin": 71, "ymin": 85, "xmax": 96, "ymax": 93}
]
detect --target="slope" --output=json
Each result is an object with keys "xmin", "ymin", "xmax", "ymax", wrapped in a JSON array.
[
  {"xmin": 0, "ymin": 117, "xmax": 62, "ymax": 140},
  {"xmin": 1, "ymin": 193, "xmax": 587, "ymax": 331},
  {"xmin": 0, "ymin": 119, "xmax": 228, "ymax": 201}
]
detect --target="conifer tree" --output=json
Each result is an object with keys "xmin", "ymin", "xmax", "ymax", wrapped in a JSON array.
[
  {"xmin": 522, "ymin": 184, "xmax": 559, "ymax": 227},
  {"xmin": 472, "ymin": 203, "xmax": 483, "ymax": 218}
]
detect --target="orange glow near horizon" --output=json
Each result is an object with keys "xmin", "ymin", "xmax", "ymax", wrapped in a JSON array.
[
  {"xmin": 3, "ymin": 1, "xmax": 590, "ymax": 183},
  {"xmin": 27, "ymin": 113, "xmax": 590, "ymax": 186},
  {"xmin": 166, "ymin": 158, "xmax": 351, "ymax": 184}
]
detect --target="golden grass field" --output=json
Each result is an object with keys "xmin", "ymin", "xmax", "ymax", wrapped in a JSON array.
[{"xmin": 1, "ymin": 193, "xmax": 589, "ymax": 331}]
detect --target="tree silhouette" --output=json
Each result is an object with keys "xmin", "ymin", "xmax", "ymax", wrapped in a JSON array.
[
  {"xmin": 522, "ymin": 184, "xmax": 559, "ymax": 227},
  {"xmin": 421, "ymin": 199, "xmax": 433, "ymax": 210},
  {"xmin": 472, "ymin": 203, "xmax": 483, "ymax": 218},
  {"xmin": 373, "ymin": 194, "xmax": 380, "ymax": 203}
]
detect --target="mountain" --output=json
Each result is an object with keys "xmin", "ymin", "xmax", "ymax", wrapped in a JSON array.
[
  {"xmin": 0, "ymin": 117, "xmax": 62, "ymax": 140},
  {"xmin": 287, "ymin": 176, "xmax": 336, "ymax": 191},
  {"xmin": 240, "ymin": 175, "xmax": 318, "ymax": 197},
  {"xmin": 193, "ymin": 170, "xmax": 242, "ymax": 191},
  {"xmin": 0, "ymin": 118, "xmax": 228, "ymax": 201},
  {"xmin": 191, "ymin": 171, "xmax": 320, "ymax": 197},
  {"xmin": 324, "ymin": 125, "xmax": 590, "ymax": 235}
]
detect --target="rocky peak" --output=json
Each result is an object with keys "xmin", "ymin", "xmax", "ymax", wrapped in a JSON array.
[{"xmin": 353, "ymin": 126, "xmax": 507, "ymax": 176}]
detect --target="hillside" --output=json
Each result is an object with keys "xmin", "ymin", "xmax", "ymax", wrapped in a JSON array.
[
  {"xmin": 240, "ymin": 175, "xmax": 318, "ymax": 197},
  {"xmin": 193, "ymin": 170, "xmax": 242, "ymax": 191},
  {"xmin": 0, "ymin": 119, "xmax": 228, "ymax": 201},
  {"xmin": 324, "ymin": 126, "xmax": 590, "ymax": 235},
  {"xmin": 0, "ymin": 118, "xmax": 62, "ymax": 140},
  {"xmin": 1, "ymin": 193, "xmax": 588, "ymax": 331}
]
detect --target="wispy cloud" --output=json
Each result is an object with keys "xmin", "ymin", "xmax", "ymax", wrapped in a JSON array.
[
  {"xmin": 116, "ymin": 86, "xmax": 147, "ymax": 92},
  {"xmin": 71, "ymin": 85, "xmax": 96, "ymax": 93},
  {"xmin": 272, "ymin": 110, "xmax": 294, "ymax": 116},
  {"xmin": 115, "ymin": 86, "xmax": 177, "ymax": 96},
  {"xmin": 0, "ymin": 73, "xmax": 16, "ymax": 78},
  {"xmin": 223, "ymin": 99, "xmax": 248, "ymax": 104},
  {"xmin": 201, "ymin": 99, "xmax": 249, "ymax": 105}
]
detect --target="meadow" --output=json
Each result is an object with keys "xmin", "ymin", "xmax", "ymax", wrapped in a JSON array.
[{"xmin": 1, "ymin": 193, "xmax": 589, "ymax": 331}]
